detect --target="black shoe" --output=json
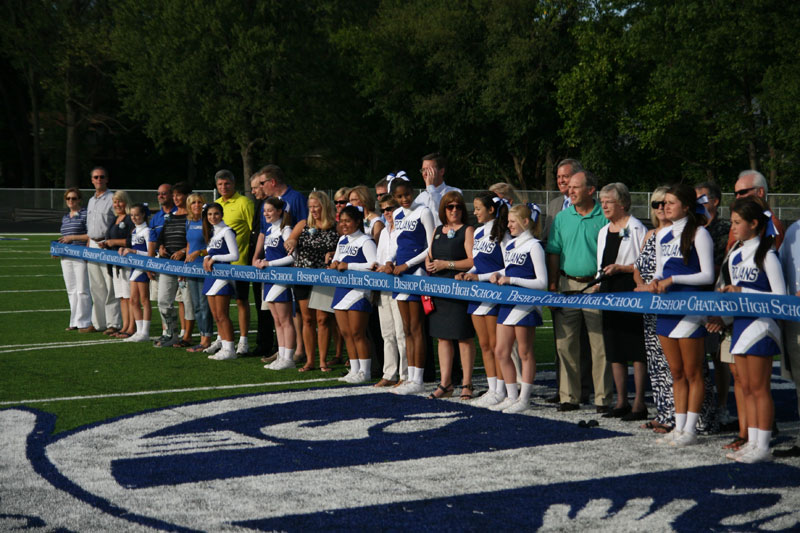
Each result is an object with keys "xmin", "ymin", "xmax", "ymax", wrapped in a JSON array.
[
  {"xmin": 773, "ymin": 445, "xmax": 800, "ymax": 458},
  {"xmin": 602, "ymin": 405, "xmax": 632, "ymax": 418},
  {"xmin": 545, "ymin": 394, "xmax": 560, "ymax": 404},
  {"xmin": 595, "ymin": 405, "xmax": 611, "ymax": 414},
  {"xmin": 557, "ymin": 402, "xmax": 580, "ymax": 412},
  {"xmin": 621, "ymin": 409, "xmax": 648, "ymax": 422}
]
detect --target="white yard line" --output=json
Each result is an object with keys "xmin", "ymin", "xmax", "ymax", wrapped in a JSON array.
[
  {"xmin": 0, "ymin": 308, "xmax": 69, "ymax": 314},
  {"xmin": 0, "ymin": 289, "xmax": 64, "ymax": 293},
  {"xmin": 0, "ymin": 339, "xmax": 121, "ymax": 349},
  {"xmin": 0, "ymin": 274, "xmax": 61, "ymax": 277}
]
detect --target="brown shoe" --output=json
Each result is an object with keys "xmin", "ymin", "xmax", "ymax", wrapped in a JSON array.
[
  {"xmin": 102, "ymin": 327, "xmax": 119, "ymax": 335},
  {"xmin": 78, "ymin": 325, "xmax": 98, "ymax": 333},
  {"xmin": 373, "ymin": 378, "xmax": 397, "ymax": 387},
  {"xmin": 392, "ymin": 380, "xmax": 405, "ymax": 388}
]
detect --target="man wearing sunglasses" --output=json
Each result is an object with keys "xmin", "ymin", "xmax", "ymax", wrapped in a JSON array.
[
  {"xmin": 726, "ymin": 170, "xmax": 784, "ymax": 251},
  {"xmin": 418, "ymin": 152, "xmax": 461, "ymax": 227}
]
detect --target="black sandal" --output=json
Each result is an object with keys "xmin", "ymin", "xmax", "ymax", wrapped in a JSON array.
[
  {"xmin": 460, "ymin": 383, "xmax": 474, "ymax": 401},
  {"xmin": 427, "ymin": 383, "xmax": 453, "ymax": 399}
]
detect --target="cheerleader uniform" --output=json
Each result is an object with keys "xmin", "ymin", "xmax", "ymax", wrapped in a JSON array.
[
  {"xmin": 332, "ymin": 230, "xmax": 377, "ymax": 312},
  {"xmin": 390, "ymin": 203, "xmax": 435, "ymax": 301},
  {"xmin": 261, "ymin": 221, "xmax": 294, "ymax": 304},
  {"xmin": 493, "ymin": 232, "xmax": 547, "ymax": 327},
  {"xmin": 654, "ymin": 217, "xmax": 714, "ymax": 338},
  {"xmin": 129, "ymin": 223, "xmax": 154, "ymax": 282},
  {"xmin": 203, "ymin": 222, "xmax": 239, "ymax": 296},
  {"xmin": 467, "ymin": 219, "xmax": 508, "ymax": 316},
  {"xmin": 728, "ymin": 237, "xmax": 785, "ymax": 355}
]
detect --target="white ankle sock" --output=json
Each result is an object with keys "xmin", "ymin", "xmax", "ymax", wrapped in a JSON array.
[
  {"xmin": 684, "ymin": 412, "xmax": 699, "ymax": 435},
  {"xmin": 495, "ymin": 380, "xmax": 507, "ymax": 400},
  {"xmin": 757, "ymin": 428, "xmax": 771, "ymax": 450},
  {"xmin": 350, "ymin": 359, "xmax": 361, "ymax": 374},
  {"xmin": 360, "ymin": 358, "xmax": 371, "ymax": 376},
  {"xmin": 135, "ymin": 320, "xmax": 144, "ymax": 335},
  {"xmin": 519, "ymin": 382, "xmax": 533, "ymax": 403},
  {"xmin": 140, "ymin": 320, "xmax": 150, "ymax": 336},
  {"xmin": 747, "ymin": 427, "xmax": 758, "ymax": 446},
  {"xmin": 487, "ymin": 376, "xmax": 498, "ymax": 394},
  {"xmin": 239, "ymin": 335, "xmax": 246, "ymax": 344},
  {"xmin": 179, "ymin": 329, "xmax": 185, "ymax": 338},
  {"xmin": 675, "ymin": 413, "xmax": 687, "ymax": 432},
  {"xmin": 222, "ymin": 340, "xmax": 235, "ymax": 352},
  {"xmin": 506, "ymin": 383, "xmax": 519, "ymax": 402}
]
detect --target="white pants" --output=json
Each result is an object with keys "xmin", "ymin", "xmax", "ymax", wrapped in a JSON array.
[
  {"xmin": 60, "ymin": 257, "xmax": 92, "ymax": 328},
  {"xmin": 176, "ymin": 283, "xmax": 194, "ymax": 321},
  {"xmin": 87, "ymin": 239, "xmax": 121, "ymax": 330},
  {"xmin": 378, "ymin": 292, "xmax": 407, "ymax": 381},
  {"xmin": 157, "ymin": 273, "xmax": 180, "ymax": 336}
]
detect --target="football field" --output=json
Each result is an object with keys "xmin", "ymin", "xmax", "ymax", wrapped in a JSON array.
[{"xmin": 1, "ymin": 234, "xmax": 799, "ymax": 532}]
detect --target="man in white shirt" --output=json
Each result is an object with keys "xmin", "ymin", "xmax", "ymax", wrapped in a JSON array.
[{"xmin": 416, "ymin": 152, "xmax": 461, "ymax": 227}]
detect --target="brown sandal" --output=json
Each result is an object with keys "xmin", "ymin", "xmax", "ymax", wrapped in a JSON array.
[{"xmin": 460, "ymin": 383, "xmax": 474, "ymax": 401}]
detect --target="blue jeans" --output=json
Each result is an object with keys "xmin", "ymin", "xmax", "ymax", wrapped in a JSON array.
[{"xmin": 187, "ymin": 277, "xmax": 213, "ymax": 337}]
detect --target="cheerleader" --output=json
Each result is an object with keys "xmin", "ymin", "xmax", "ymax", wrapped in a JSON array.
[
  {"xmin": 456, "ymin": 192, "xmax": 511, "ymax": 406},
  {"xmin": 487, "ymin": 203, "xmax": 547, "ymax": 413},
  {"xmin": 202, "ymin": 203, "xmax": 240, "ymax": 360},
  {"xmin": 377, "ymin": 174, "xmax": 435, "ymax": 395},
  {"xmin": 718, "ymin": 197, "xmax": 784, "ymax": 463},
  {"xmin": 331, "ymin": 205, "xmax": 377, "ymax": 383},
  {"xmin": 254, "ymin": 197, "xmax": 296, "ymax": 371},
  {"xmin": 119, "ymin": 204, "xmax": 155, "ymax": 342},
  {"xmin": 639, "ymin": 183, "xmax": 714, "ymax": 446}
]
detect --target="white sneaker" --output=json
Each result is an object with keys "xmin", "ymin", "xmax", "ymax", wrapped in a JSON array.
[
  {"xmin": 390, "ymin": 381, "xmax": 410, "ymax": 394},
  {"xmin": 123, "ymin": 332, "xmax": 149, "ymax": 342},
  {"xmin": 346, "ymin": 371, "xmax": 367, "ymax": 384},
  {"xmin": 269, "ymin": 357, "xmax": 295, "ymax": 370},
  {"xmin": 203, "ymin": 339, "xmax": 222, "ymax": 354},
  {"xmin": 736, "ymin": 445, "xmax": 772, "ymax": 464},
  {"xmin": 476, "ymin": 392, "xmax": 501, "ymax": 407},
  {"xmin": 726, "ymin": 442, "xmax": 755, "ymax": 461},
  {"xmin": 489, "ymin": 397, "xmax": 516, "ymax": 412},
  {"xmin": 395, "ymin": 381, "xmax": 424, "ymax": 395},
  {"xmin": 671, "ymin": 431, "xmax": 698, "ymax": 447},
  {"xmin": 338, "ymin": 371, "xmax": 356, "ymax": 382},
  {"xmin": 656, "ymin": 429, "xmax": 682, "ymax": 445},
  {"xmin": 236, "ymin": 338, "xmax": 249, "ymax": 355},
  {"xmin": 503, "ymin": 399, "xmax": 530, "ymax": 414},
  {"xmin": 210, "ymin": 349, "xmax": 238, "ymax": 361}
]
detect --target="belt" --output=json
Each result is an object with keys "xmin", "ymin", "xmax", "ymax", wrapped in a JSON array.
[{"xmin": 560, "ymin": 271, "xmax": 595, "ymax": 283}]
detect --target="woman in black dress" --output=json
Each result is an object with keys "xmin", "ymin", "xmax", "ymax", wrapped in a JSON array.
[{"xmin": 425, "ymin": 191, "xmax": 475, "ymax": 399}]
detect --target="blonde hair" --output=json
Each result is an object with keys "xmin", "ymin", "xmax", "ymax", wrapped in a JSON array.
[
  {"xmin": 508, "ymin": 203, "xmax": 540, "ymax": 239},
  {"xmin": 334, "ymin": 187, "xmax": 350, "ymax": 202},
  {"xmin": 112, "ymin": 190, "xmax": 132, "ymax": 214},
  {"xmin": 186, "ymin": 193, "xmax": 207, "ymax": 221},
  {"xmin": 489, "ymin": 182, "xmax": 519, "ymax": 204},
  {"xmin": 650, "ymin": 186, "xmax": 669, "ymax": 228},
  {"xmin": 348, "ymin": 185, "xmax": 375, "ymax": 214},
  {"xmin": 307, "ymin": 190, "xmax": 335, "ymax": 230}
]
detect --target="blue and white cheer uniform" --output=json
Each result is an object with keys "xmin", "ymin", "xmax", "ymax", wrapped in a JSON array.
[
  {"xmin": 261, "ymin": 222, "xmax": 294, "ymax": 303},
  {"xmin": 654, "ymin": 217, "xmax": 714, "ymax": 338},
  {"xmin": 390, "ymin": 203, "xmax": 435, "ymax": 302},
  {"xmin": 492, "ymin": 232, "xmax": 547, "ymax": 327},
  {"xmin": 467, "ymin": 219, "xmax": 509, "ymax": 316},
  {"xmin": 129, "ymin": 223, "xmax": 154, "ymax": 282},
  {"xmin": 728, "ymin": 237, "xmax": 785, "ymax": 356},
  {"xmin": 203, "ymin": 222, "xmax": 239, "ymax": 296},
  {"xmin": 332, "ymin": 230, "xmax": 377, "ymax": 312}
]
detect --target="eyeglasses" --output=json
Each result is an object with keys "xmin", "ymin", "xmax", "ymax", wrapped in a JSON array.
[
  {"xmin": 650, "ymin": 201, "xmax": 665, "ymax": 209},
  {"xmin": 335, "ymin": 200, "xmax": 348, "ymax": 205},
  {"xmin": 734, "ymin": 187, "xmax": 756, "ymax": 197},
  {"xmin": 66, "ymin": 196, "xmax": 79, "ymax": 201},
  {"xmin": 445, "ymin": 204, "xmax": 462, "ymax": 211}
]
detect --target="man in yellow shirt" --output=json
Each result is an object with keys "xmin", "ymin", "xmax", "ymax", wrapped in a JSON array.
[{"xmin": 215, "ymin": 169, "xmax": 254, "ymax": 355}]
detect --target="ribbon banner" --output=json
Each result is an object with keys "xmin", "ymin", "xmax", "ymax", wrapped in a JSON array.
[{"xmin": 51, "ymin": 242, "xmax": 800, "ymax": 321}]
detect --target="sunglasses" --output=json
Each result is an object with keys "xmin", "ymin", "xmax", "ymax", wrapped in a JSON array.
[
  {"xmin": 66, "ymin": 196, "xmax": 80, "ymax": 201},
  {"xmin": 335, "ymin": 200, "xmax": 348, "ymax": 205},
  {"xmin": 445, "ymin": 204, "xmax": 462, "ymax": 211},
  {"xmin": 382, "ymin": 206, "xmax": 396, "ymax": 213},
  {"xmin": 650, "ymin": 201, "xmax": 665, "ymax": 209},
  {"xmin": 92, "ymin": 175, "xmax": 106, "ymax": 179},
  {"xmin": 734, "ymin": 187, "xmax": 755, "ymax": 197}
]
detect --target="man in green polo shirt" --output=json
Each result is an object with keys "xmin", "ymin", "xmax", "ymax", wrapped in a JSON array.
[{"xmin": 546, "ymin": 170, "xmax": 612, "ymax": 412}]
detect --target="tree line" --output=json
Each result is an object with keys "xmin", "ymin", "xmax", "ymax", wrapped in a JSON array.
[{"xmin": 2, "ymin": 0, "xmax": 798, "ymax": 193}]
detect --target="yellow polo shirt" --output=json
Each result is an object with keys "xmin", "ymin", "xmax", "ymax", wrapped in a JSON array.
[{"xmin": 216, "ymin": 192, "xmax": 254, "ymax": 266}]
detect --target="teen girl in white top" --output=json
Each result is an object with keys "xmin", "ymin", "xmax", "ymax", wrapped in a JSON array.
[
  {"xmin": 119, "ymin": 204, "xmax": 155, "ymax": 342},
  {"xmin": 202, "ymin": 203, "xmax": 239, "ymax": 360}
]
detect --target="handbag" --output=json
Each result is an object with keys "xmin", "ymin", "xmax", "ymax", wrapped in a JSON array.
[{"xmin": 421, "ymin": 294, "xmax": 435, "ymax": 315}]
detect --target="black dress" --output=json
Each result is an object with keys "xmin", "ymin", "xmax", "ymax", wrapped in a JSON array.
[
  {"xmin": 428, "ymin": 225, "xmax": 475, "ymax": 340},
  {"xmin": 600, "ymin": 230, "xmax": 646, "ymax": 364}
]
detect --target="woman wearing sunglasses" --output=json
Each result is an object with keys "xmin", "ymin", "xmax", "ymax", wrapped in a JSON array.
[{"xmin": 58, "ymin": 188, "xmax": 91, "ymax": 331}]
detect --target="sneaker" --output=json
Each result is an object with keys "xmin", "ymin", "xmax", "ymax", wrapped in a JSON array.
[
  {"xmin": 395, "ymin": 381, "xmax": 424, "ymax": 395},
  {"xmin": 726, "ymin": 442, "xmax": 755, "ymax": 461},
  {"xmin": 154, "ymin": 334, "xmax": 178, "ymax": 348},
  {"xmin": 474, "ymin": 391, "xmax": 497, "ymax": 407},
  {"xmin": 736, "ymin": 446, "xmax": 772, "ymax": 464},
  {"xmin": 210, "ymin": 349, "xmax": 238, "ymax": 361},
  {"xmin": 489, "ymin": 397, "xmax": 516, "ymax": 412},
  {"xmin": 203, "ymin": 339, "xmax": 222, "ymax": 354},
  {"xmin": 671, "ymin": 431, "xmax": 698, "ymax": 447},
  {"xmin": 656, "ymin": 429, "xmax": 682, "ymax": 445},
  {"xmin": 338, "ymin": 371, "xmax": 356, "ymax": 382},
  {"xmin": 269, "ymin": 357, "xmax": 296, "ymax": 370},
  {"xmin": 503, "ymin": 399, "xmax": 530, "ymax": 414},
  {"xmin": 123, "ymin": 332, "xmax": 149, "ymax": 343},
  {"xmin": 390, "ymin": 380, "xmax": 411, "ymax": 394},
  {"xmin": 346, "ymin": 371, "xmax": 367, "ymax": 384},
  {"xmin": 236, "ymin": 338, "xmax": 249, "ymax": 356}
]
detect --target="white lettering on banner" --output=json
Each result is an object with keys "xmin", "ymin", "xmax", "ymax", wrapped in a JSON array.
[
  {"xmin": 602, "ymin": 295, "xmax": 645, "ymax": 310},
  {"xmin": 686, "ymin": 296, "xmax": 739, "ymax": 314},
  {"xmin": 269, "ymin": 270, "xmax": 294, "ymax": 282},
  {"xmin": 771, "ymin": 298, "xmax": 800, "ymax": 318},
  {"xmin": 296, "ymin": 270, "xmax": 318, "ymax": 284},
  {"xmin": 393, "ymin": 277, "xmax": 420, "ymax": 292},
  {"xmin": 649, "ymin": 295, "xmax": 687, "ymax": 312}
]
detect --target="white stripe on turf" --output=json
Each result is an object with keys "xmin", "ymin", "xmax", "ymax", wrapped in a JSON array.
[
  {"xmin": 0, "ymin": 339, "xmax": 121, "ymax": 349},
  {"xmin": 0, "ymin": 377, "xmax": 339, "ymax": 405},
  {"xmin": 0, "ymin": 273, "xmax": 61, "ymax": 277},
  {"xmin": 0, "ymin": 308, "xmax": 69, "ymax": 314},
  {"xmin": 0, "ymin": 289, "xmax": 65, "ymax": 293}
]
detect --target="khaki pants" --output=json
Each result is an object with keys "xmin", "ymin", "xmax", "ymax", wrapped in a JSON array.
[{"xmin": 553, "ymin": 277, "xmax": 612, "ymax": 406}]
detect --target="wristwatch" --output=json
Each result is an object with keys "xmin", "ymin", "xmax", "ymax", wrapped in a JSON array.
[{"xmin": 448, "ymin": 261, "xmax": 455, "ymax": 270}]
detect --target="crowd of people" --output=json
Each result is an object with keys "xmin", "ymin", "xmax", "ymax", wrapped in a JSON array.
[{"xmin": 56, "ymin": 155, "xmax": 800, "ymax": 464}]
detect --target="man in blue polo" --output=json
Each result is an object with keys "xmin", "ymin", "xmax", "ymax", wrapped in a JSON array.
[
  {"xmin": 546, "ymin": 170, "xmax": 612, "ymax": 412},
  {"xmin": 260, "ymin": 164, "xmax": 307, "ymax": 227}
]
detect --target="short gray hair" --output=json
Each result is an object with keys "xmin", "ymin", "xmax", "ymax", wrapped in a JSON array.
[
  {"xmin": 215, "ymin": 169, "xmax": 235, "ymax": 183},
  {"xmin": 738, "ymin": 170, "xmax": 768, "ymax": 196},
  {"xmin": 557, "ymin": 158, "xmax": 583, "ymax": 176},
  {"xmin": 600, "ymin": 182, "xmax": 631, "ymax": 211}
]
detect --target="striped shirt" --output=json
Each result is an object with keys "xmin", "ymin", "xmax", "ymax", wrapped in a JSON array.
[
  {"xmin": 60, "ymin": 209, "xmax": 88, "ymax": 246},
  {"xmin": 158, "ymin": 213, "xmax": 188, "ymax": 255}
]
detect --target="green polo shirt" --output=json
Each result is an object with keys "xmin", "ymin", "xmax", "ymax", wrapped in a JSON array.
[
  {"xmin": 216, "ymin": 192, "xmax": 254, "ymax": 266},
  {"xmin": 545, "ymin": 201, "xmax": 606, "ymax": 277}
]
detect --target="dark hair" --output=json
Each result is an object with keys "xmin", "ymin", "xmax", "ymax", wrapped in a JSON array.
[
  {"xmin": 340, "ymin": 204, "xmax": 365, "ymax": 228},
  {"xmin": 259, "ymin": 164, "xmax": 285, "ymax": 185},
  {"xmin": 214, "ymin": 169, "xmax": 235, "ymax": 183},
  {"xmin": 438, "ymin": 191, "xmax": 468, "ymax": 225},
  {"xmin": 63, "ymin": 187, "xmax": 82, "ymax": 201},
  {"xmin": 202, "ymin": 203, "xmax": 223, "ymax": 244},
  {"xmin": 390, "ymin": 177, "xmax": 413, "ymax": 195},
  {"xmin": 474, "ymin": 191, "xmax": 508, "ymax": 242},
  {"xmin": 422, "ymin": 152, "xmax": 446, "ymax": 169},
  {"xmin": 694, "ymin": 181, "xmax": 721, "ymax": 202},
  {"xmin": 556, "ymin": 158, "xmax": 583, "ymax": 176},
  {"xmin": 91, "ymin": 165, "xmax": 108, "ymax": 176},
  {"xmin": 173, "ymin": 181, "xmax": 192, "ymax": 196},
  {"xmin": 667, "ymin": 183, "xmax": 707, "ymax": 264},
  {"xmin": 730, "ymin": 196, "xmax": 773, "ymax": 270},
  {"xmin": 264, "ymin": 196, "xmax": 291, "ymax": 229},
  {"xmin": 130, "ymin": 203, "xmax": 150, "ymax": 222}
]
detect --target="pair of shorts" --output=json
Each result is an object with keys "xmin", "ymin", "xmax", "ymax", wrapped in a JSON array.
[
  {"xmin": 112, "ymin": 266, "xmax": 131, "ymax": 299},
  {"xmin": 234, "ymin": 280, "xmax": 249, "ymax": 301},
  {"xmin": 293, "ymin": 284, "xmax": 312, "ymax": 301}
]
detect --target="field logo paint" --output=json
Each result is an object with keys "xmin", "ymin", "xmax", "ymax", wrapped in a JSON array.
[{"xmin": 2, "ymin": 388, "xmax": 800, "ymax": 531}]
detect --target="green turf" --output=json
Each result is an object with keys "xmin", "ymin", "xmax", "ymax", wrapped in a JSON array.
[{"xmin": 0, "ymin": 234, "xmax": 556, "ymax": 434}]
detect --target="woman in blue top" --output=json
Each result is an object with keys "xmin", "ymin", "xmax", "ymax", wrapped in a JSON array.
[
  {"xmin": 377, "ymin": 175, "xmax": 435, "ymax": 395},
  {"xmin": 457, "ymin": 192, "xmax": 511, "ymax": 406},
  {"xmin": 716, "ymin": 197, "xmax": 784, "ymax": 463},
  {"xmin": 183, "ymin": 193, "xmax": 213, "ymax": 352},
  {"xmin": 119, "ymin": 204, "xmax": 155, "ymax": 342},
  {"xmin": 639, "ymin": 183, "xmax": 714, "ymax": 447},
  {"xmin": 331, "ymin": 205, "xmax": 378, "ymax": 383},
  {"xmin": 254, "ymin": 197, "xmax": 296, "ymax": 371},
  {"xmin": 58, "ymin": 187, "xmax": 91, "ymax": 331},
  {"xmin": 202, "ymin": 203, "xmax": 240, "ymax": 361}
]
